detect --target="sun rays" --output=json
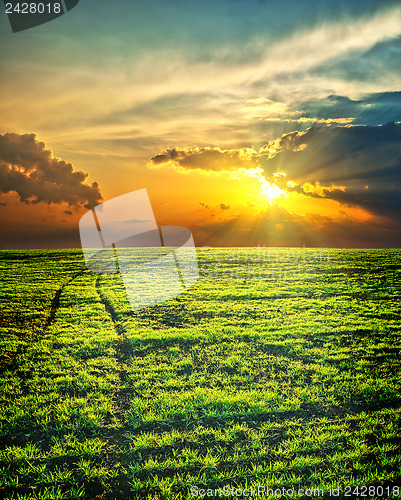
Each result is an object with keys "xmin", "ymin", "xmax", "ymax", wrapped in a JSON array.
[{"xmin": 229, "ymin": 167, "xmax": 287, "ymax": 206}]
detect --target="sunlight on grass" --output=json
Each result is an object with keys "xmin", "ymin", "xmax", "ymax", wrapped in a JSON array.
[{"xmin": 0, "ymin": 248, "xmax": 400, "ymax": 498}]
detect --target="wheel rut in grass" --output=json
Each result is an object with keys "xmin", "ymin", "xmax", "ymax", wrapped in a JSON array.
[
  {"xmin": 94, "ymin": 275, "xmax": 135, "ymax": 498},
  {"xmin": 95, "ymin": 275, "xmax": 134, "ymax": 418},
  {"xmin": 44, "ymin": 269, "xmax": 87, "ymax": 329},
  {"xmin": 0, "ymin": 269, "xmax": 86, "ymax": 375}
]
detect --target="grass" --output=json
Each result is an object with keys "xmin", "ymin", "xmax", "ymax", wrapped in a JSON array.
[{"xmin": 0, "ymin": 248, "xmax": 400, "ymax": 499}]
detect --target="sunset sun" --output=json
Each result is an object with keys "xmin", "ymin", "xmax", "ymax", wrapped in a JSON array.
[
  {"xmin": 260, "ymin": 179, "xmax": 286, "ymax": 202},
  {"xmin": 249, "ymin": 168, "xmax": 287, "ymax": 203}
]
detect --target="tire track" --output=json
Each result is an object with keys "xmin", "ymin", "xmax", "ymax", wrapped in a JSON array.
[
  {"xmin": 2, "ymin": 268, "xmax": 134, "ymax": 498},
  {"xmin": 94, "ymin": 275, "xmax": 135, "ymax": 499},
  {"xmin": 0, "ymin": 269, "xmax": 86, "ymax": 375},
  {"xmin": 94, "ymin": 275, "xmax": 122, "ymax": 330},
  {"xmin": 44, "ymin": 269, "xmax": 86, "ymax": 329},
  {"xmin": 94, "ymin": 275, "xmax": 135, "ymax": 418}
]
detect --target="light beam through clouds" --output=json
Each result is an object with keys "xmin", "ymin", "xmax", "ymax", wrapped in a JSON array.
[{"xmin": 0, "ymin": 0, "xmax": 400, "ymax": 247}]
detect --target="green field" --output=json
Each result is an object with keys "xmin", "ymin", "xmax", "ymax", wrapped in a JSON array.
[{"xmin": 0, "ymin": 248, "xmax": 400, "ymax": 499}]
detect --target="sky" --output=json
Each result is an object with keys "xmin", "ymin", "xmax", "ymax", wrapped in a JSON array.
[{"xmin": 0, "ymin": 0, "xmax": 400, "ymax": 248}]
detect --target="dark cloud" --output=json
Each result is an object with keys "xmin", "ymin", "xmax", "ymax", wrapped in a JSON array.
[
  {"xmin": 286, "ymin": 183, "xmax": 324, "ymax": 199},
  {"xmin": 151, "ymin": 148, "xmax": 180, "ymax": 164},
  {"xmin": 220, "ymin": 203, "xmax": 230, "ymax": 210},
  {"xmin": 64, "ymin": 210, "xmax": 73, "ymax": 215},
  {"xmin": 287, "ymin": 183, "xmax": 380, "ymax": 212},
  {"xmin": 0, "ymin": 133, "xmax": 103, "ymax": 209},
  {"xmin": 299, "ymin": 91, "xmax": 401, "ymax": 126},
  {"xmin": 150, "ymin": 147, "xmax": 255, "ymax": 171},
  {"xmin": 262, "ymin": 122, "xmax": 401, "ymax": 217}
]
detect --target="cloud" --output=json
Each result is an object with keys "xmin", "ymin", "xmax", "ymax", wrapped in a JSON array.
[
  {"xmin": 0, "ymin": 133, "xmax": 103, "ymax": 209},
  {"xmin": 298, "ymin": 91, "xmax": 401, "ymax": 126},
  {"xmin": 150, "ymin": 147, "xmax": 257, "ymax": 172},
  {"xmin": 286, "ymin": 182, "xmax": 376, "ymax": 212},
  {"xmin": 306, "ymin": 37, "xmax": 401, "ymax": 97},
  {"xmin": 150, "ymin": 124, "xmax": 401, "ymax": 218},
  {"xmin": 1, "ymin": 3, "xmax": 399, "ymax": 162},
  {"xmin": 261, "ymin": 122, "xmax": 401, "ymax": 217},
  {"xmin": 150, "ymin": 122, "xmax": 400, "ymax": 237},
  {"xmin": 220, "ymin": 203, "xmax": 230, "ymax": 210}
]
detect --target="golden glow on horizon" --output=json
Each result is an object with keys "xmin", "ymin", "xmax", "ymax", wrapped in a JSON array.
[
  {"xmin": 143, "ymin": 160, "xmax": 375, "ymax": 237},
  {"xmin": 278, "ymin": 190, "xmax": 373, "ymax": 222}
]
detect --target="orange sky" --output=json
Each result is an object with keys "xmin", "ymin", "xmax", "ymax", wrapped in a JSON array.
[{"xmin": 0, "ymin": 2, "xmax": 400, "ymax": 248}]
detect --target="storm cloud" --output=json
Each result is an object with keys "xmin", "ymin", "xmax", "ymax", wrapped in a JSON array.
[{"xmin": 0, "ymin": 133, "xmax": 103, "ymax": 209}]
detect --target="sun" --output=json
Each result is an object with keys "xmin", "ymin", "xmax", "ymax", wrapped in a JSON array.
[
  {"xmin": 228, "ymin": 167, "xmax": 287, "ymax": 208},
  {"xmin": 250, "ymin": 168, "xmax": 286, "ymax": 203},
  {"xmin": 260, "ymin": 178, "xmax": 286, "ymax": 202}
]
